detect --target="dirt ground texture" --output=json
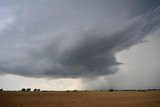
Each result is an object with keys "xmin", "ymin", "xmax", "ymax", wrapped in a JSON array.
[{"xmin": 0, "ymin": 91, "xmax": 160, "ymax": 107}]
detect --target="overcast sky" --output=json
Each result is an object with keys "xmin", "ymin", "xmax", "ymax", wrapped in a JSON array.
[{"xmin": 0, "ymin": 0, "xmax": 160, "ymax": 90}]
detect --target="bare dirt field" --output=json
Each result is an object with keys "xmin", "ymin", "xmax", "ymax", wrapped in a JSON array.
[{"xmin": 0, "ymin": 91, "xmax": 160, "ymax": 107}]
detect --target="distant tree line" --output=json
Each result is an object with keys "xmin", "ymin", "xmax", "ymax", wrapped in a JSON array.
[
  {"xmin": 21, "ymin": 88, "xmax": 40, "ymax": 92},
  {"xmin": 0, "ymin": 88, "xmax": 160, "ymax": 92},
  {"xmin": 66, "ymin": 89, "xmax": 160, "ymax": 92},
  {"xmin": 98, "ymin": 89, "xmax": 160, "ymax": 92}
]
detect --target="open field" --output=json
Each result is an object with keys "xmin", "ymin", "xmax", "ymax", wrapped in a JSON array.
[{"xmin": 0, "ymin": 91, "xmax": 160, "ymax": 107}]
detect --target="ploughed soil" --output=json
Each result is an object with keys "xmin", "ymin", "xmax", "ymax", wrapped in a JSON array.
[{"xmin": 0, "ymin": 91, "xmax": 160, "ymax": 107}]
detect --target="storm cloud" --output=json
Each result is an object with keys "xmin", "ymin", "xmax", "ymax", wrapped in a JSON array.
[{"xmin": 0, "ymin": 0, "xmax": 160, "ymax": 78}]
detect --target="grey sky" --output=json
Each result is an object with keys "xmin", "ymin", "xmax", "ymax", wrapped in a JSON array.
[{"xmin": 0, "ymin": 0, "xmax": 160, "ymax": 89}]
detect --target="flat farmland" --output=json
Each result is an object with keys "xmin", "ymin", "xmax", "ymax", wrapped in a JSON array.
[{"xmin": 0, "ymin": 91, "xmax": 160, "ymax": 107}]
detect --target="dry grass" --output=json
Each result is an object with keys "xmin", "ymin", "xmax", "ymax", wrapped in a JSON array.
[{"xmin": 0, "ymin": 91, "xmax": 160, "ymax": 107}]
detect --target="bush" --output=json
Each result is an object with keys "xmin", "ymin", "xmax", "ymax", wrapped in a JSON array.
[
  {"xmin": 66, "ymin": 90, "xmax": 70, "ymax": 92},
  {"xmin": 0, "ymin": 89, "xmax": 3, "ymax": 91},
  {"xmin": 73, "ymin": 90, "xmax": 78, "ymax": 92},
  {"xmin": 21, "ymin": 88, "xmax": 26, "ymax": 92},
  {"xmin": 84, "ymin": 90, "xmax": 89, "ymax": 92},
  {"xmin": 33, "ymin": 89, "xmax": 37, "ymax": 92},
  {"xmin": 34, "ymin": 89, "xmax": 40, "ymax": 92},
  {"xmin": 27, "ymin": 88, "xmax": 31, "ymax": 92},
  {"xmin": 37, "ymin": 89, "xmax": 40, "ymax": 92},
  {"xmin": 109, "ymin": 89, "xmax": 114, "ymax": 92}
]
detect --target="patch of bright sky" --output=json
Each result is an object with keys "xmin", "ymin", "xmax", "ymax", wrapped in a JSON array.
[
  {"xmin": 113, "ymin": 30, "xmax": 160, "ymax": 89},
  {"xmin": 0, "ymin": 74, "xmax": 82, "ymax": 90}
]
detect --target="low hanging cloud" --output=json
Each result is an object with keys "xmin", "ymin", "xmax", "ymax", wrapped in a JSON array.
[{"xmin": 0, "ymin": 0, "xmax": 160, "ymax": 78}]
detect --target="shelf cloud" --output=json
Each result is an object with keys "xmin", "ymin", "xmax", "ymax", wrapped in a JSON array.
[{"xmin": 0, "ymin": 0, "xmax": 160, "ymax": 79}]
